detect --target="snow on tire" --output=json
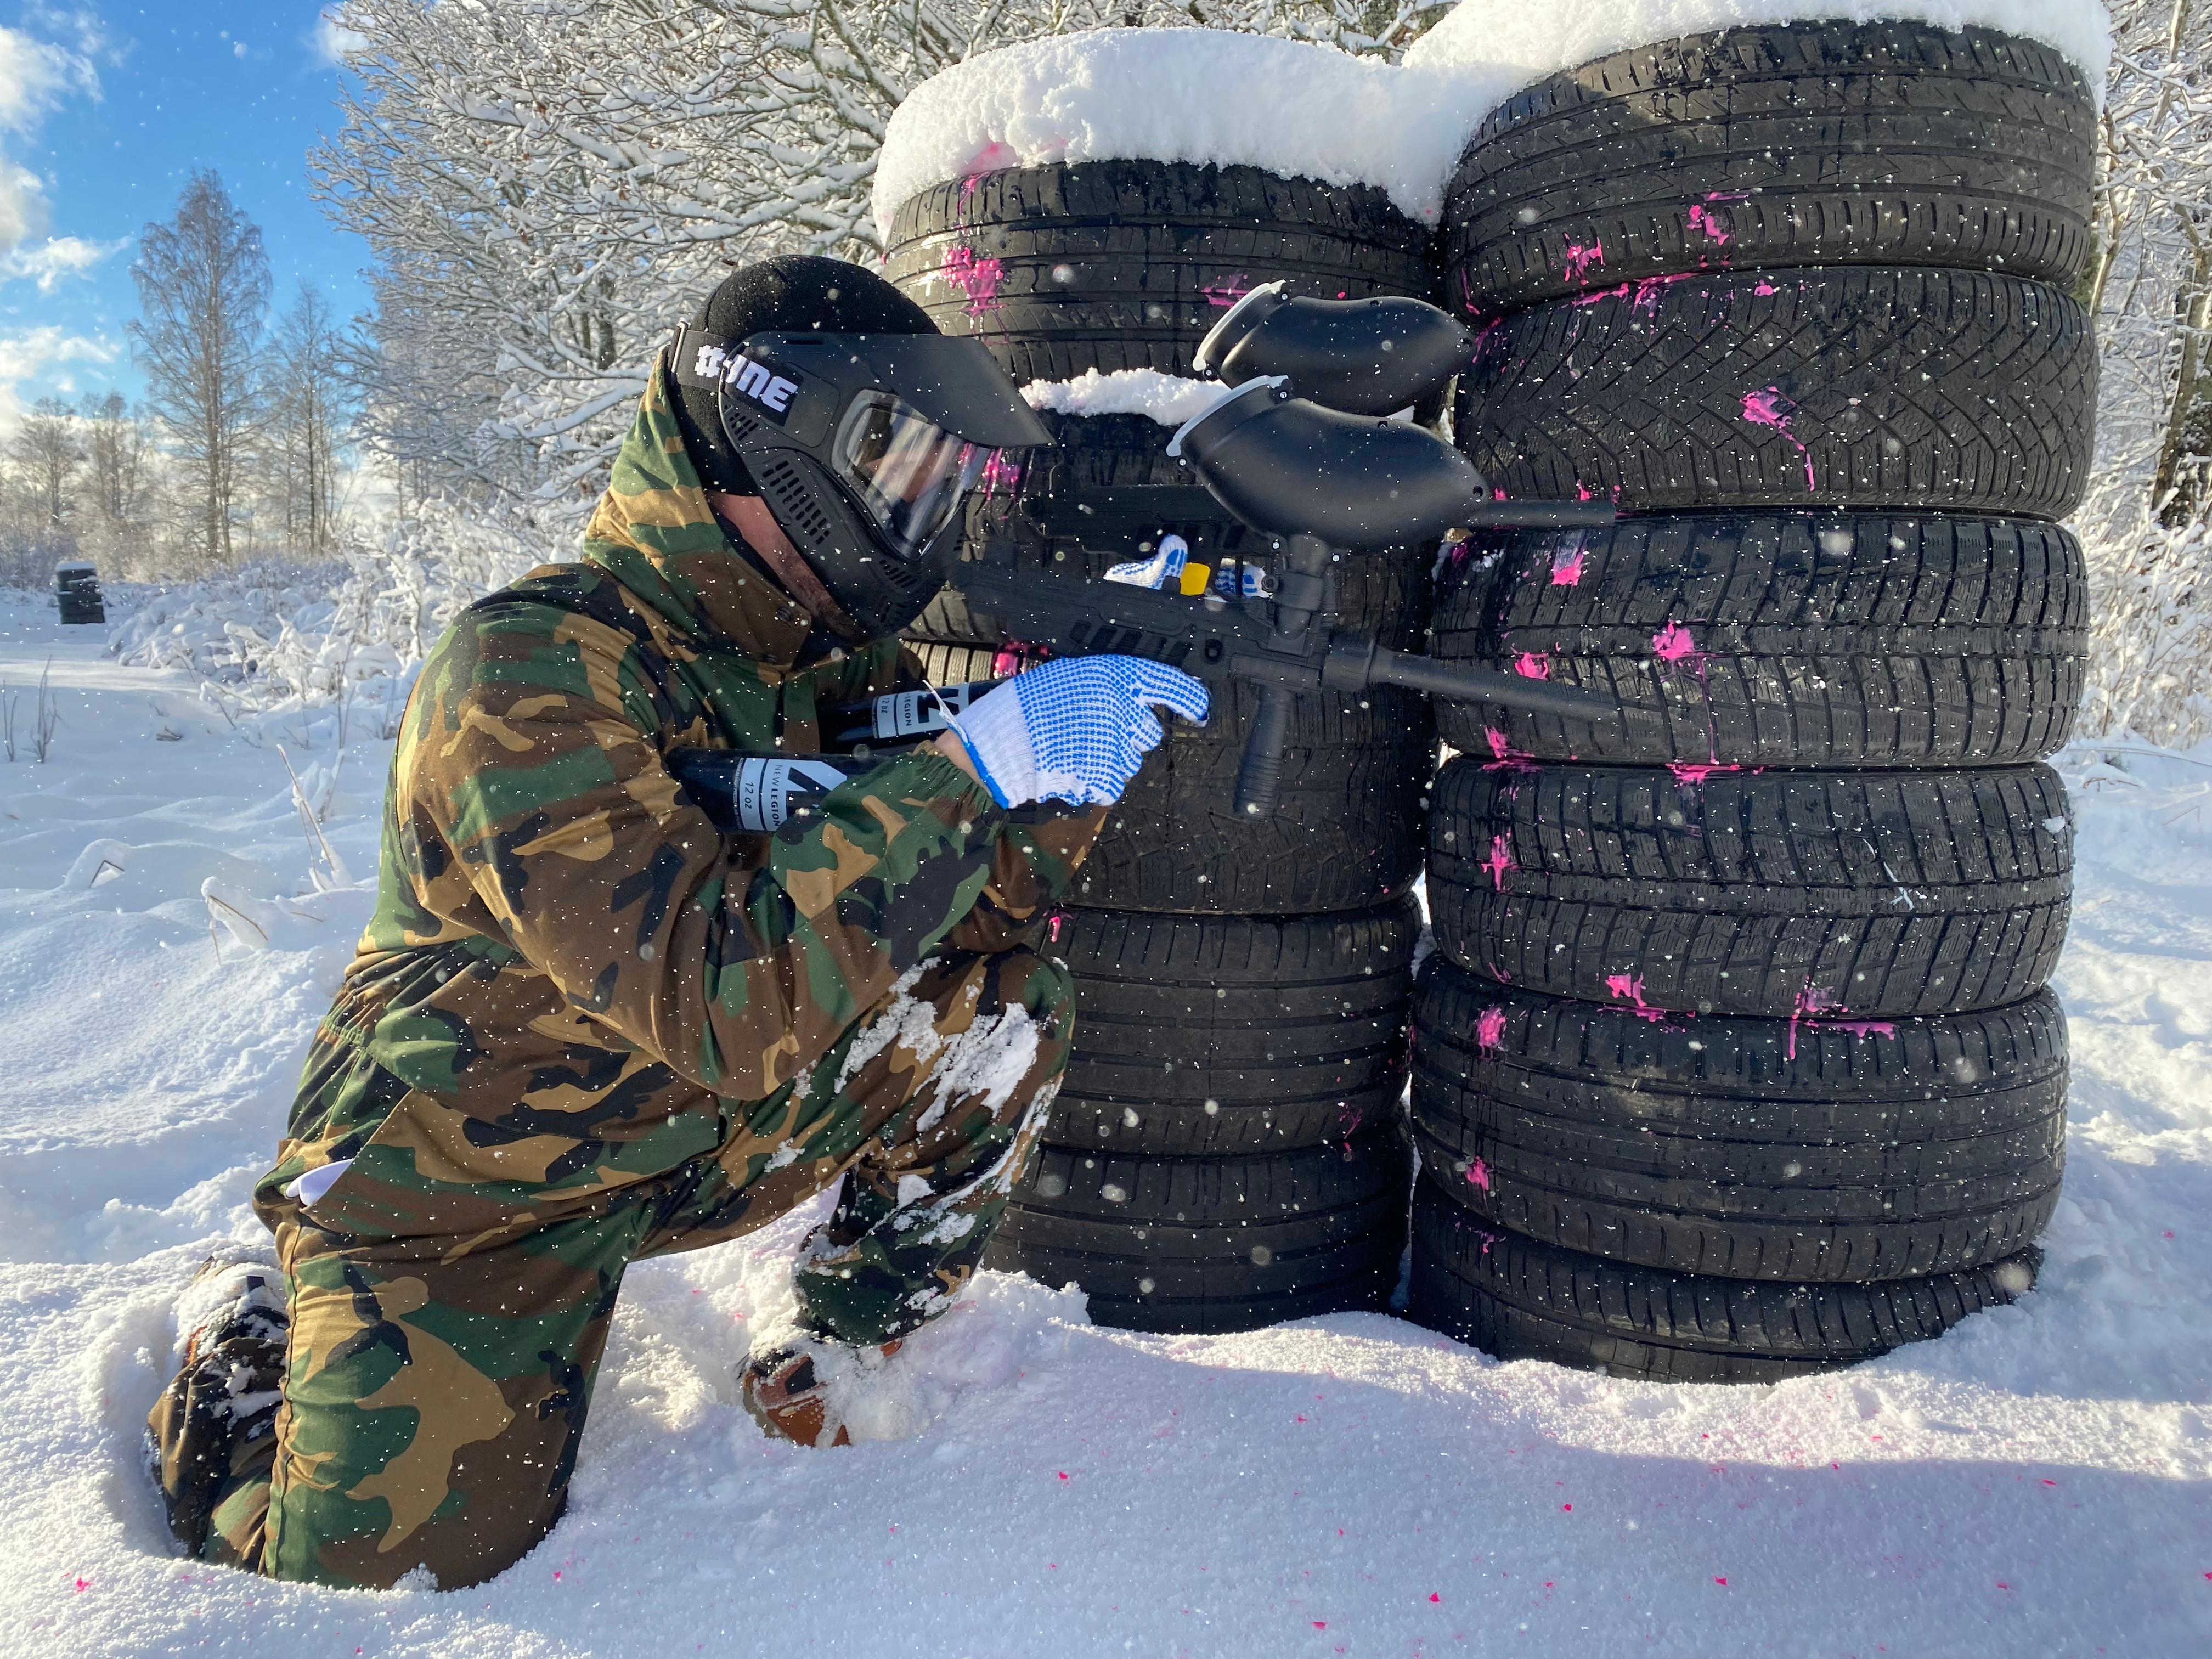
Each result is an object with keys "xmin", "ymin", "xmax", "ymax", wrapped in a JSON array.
[
  {"xmin": 1425, "ymin": 757, "xmax": 2073, "ymax": 1020},
  {"xmin": 1432, "ymin": 511, "xmax": 2089, "ymax": 768},
  {"xmin": 984, "ymin": 1129, "xmax": 1412, "ymax": 1335},
  {"xmin": 1410, "ymin": 960, "xmax": 2066, "ymax": 1283},
  {"xmin": 1455, "ymin": 267, "xmax": 2095, "ymax": 518},
  {"xmin": 883, "ymin": 160, "xmax": 1436, "ymax": 384},
  {"xmin": 1443, "ymin": 21, "xmax": 2096, "ymax": 314},
  {"xmin": 1408, "ymin": 1180, "xmax": 2036, "ymax": 1383},
  {"xmin": 1046, "ymin": 901, "xmax": 1417, "ymax": 1156}
]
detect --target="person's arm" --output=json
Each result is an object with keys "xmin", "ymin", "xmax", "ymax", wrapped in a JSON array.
[{"xmin": 402, "ymin": 602, "xmax": 1014, "ymax": 1102}]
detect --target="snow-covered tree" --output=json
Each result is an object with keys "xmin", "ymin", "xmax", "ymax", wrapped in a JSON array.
[
  {"xmin": 313, "ymin": 1, "xmax": 1444, "ymax": 511},
  {"xmin": 129, "ymin": 171, "xmax": 272, "ymax": 566},
  {"xmin": 2076, "ymin": 0, "xmax": 2212, "ymax": 746}
]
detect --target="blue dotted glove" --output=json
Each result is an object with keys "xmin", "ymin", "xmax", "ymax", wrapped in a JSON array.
[{"xmin": 949, "ymin": 655, "xmax": 1210, "ymax": 808}]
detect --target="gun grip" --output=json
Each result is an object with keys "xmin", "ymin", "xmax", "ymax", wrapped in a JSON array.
[{"xmin": 1233, "ymin": 685, "xmax": 1293, "ymax": 819}]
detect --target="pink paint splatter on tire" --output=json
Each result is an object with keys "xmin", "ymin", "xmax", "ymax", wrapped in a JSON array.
[
  {"xmin": 1562, "ymin": 239, "xmax": 1605, "ymax": 283},
  {"xmin": 1667, "ymin": 760, "xmax": 1754, "ymax": 785},
  {"xmin": 1686, "ymin": 204, "xmax": 1731, "ymax": 245},
  {"xmin": 1480, "ymin": 834, "xmax": 1516, "ymax": 891},
  {"xmin": 1567, "ymin": 271, "xmax": 1699, "ymax": 312},
  {"xmin": 1482, "ymin": 728, "xmax": 1541, "ymax": 775},
  {"xmin": 1741, "ymin": 385, "xmax": 1818, "ymax": 491},
  {"xmin": 1550, "ymin": 543, "xmax": 1586, "ymax": 586},
  {"xmin": 1475, "ymin": 1006, "xmax": 1507, "ymax": 1053},
  {"xmin": 1605, "ymin": 973, "xmax": 1668, "ymax": 1022},
  {"xmin": 942, "ymin": 246, "xmax": 1006, "ymax": 316},
  {"xmin": 1199, "ymin": 275, "xmax": 1253, "ymax": 307},
  {"xmin": 1786, "ymin": 984, "xmax": 1898, "ymax": 1060},
  {"xmin": 1651, "ymin": 620, "xmax": 1700, "ymax": 663},
  {"xmin": 1514, "ymin": 651, "xmax": 1550, "ymax": 680},
  {"xmin": 1466, "ymin": 1158, "xmax": 1493, "ymax": 1194}
]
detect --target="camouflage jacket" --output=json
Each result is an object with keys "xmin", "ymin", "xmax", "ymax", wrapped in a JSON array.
[{"xmin": 259, "ymin": 357, "xmax": 1101, "ymax": 1239}]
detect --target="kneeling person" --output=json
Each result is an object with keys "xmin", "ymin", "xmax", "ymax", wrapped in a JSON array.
[{"xmin": 147, "ymin": 257, "xmax": 1205, "ymax": 1590}]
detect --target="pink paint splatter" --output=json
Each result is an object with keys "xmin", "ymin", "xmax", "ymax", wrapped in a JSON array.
[
  {"xmin": 1606, "ymin": 973, "xmax": 1668, "ymax": 1022},
  {"xmin": 979, "ymin": 449, "xmax": 1024, "ymax": 497},
  {"xmin": 1475, "ymin": 1006, "xmax": 1507, "ymax": 1053},
  {"xmin": 1571, "ymin": 271, "xmax": 1696, "ymax": 312},
  {"xmin": 1741, "ymin": 385, "xmax": 1818, "ymax": 491},
  {"xmin": 1753, "ymin": 279, "xmax": 1781, "ymax": 296},
  {"xmin": 1550, "ymin": 544, "xmax": 1586, "ymax": 586},
  {"xmin": 1786, "ymin": 984, "xmax": 1898, "ymax": 1060},
  {"xmin": 1668, "ymin": 760, "xmax": 1750, "ymax": 784},
  {"xmin": 1651, "ymin": 620, "xmax": 1701, "ymax": 663},
  {"xmin": 941, "ymin": 245, "xmax": 1005, "ymax": 316},
  {"xmin": 1480, "ymin": 833, "xmax": 1516, "ymax": 891},
  {"xmin": 1514, "ymin": 651, "xmax": 1550, "ymax": 680},
  {"xmin": 1199, "ymin": 274, "xmax": 1253, "ymax": 307},
  {"xmin": 1466, "ymin": 1158, "xmax": 1493, "ymax": 1193},
  {"xmin": 962, "ymin": 141, "xmax": 1018, "ymax": 178},
  {"xmin": 1562, "ymin": 238, "xmax": 1605, "ymax": 282},
  {"xmin": 1481, "ymin": 727, "xmax": 1541, "ymax": 774},
  {"xmin": 1686, "ymin": 204, "xmax": 1731, "ymax": 245},
  {"xmin": 1714, "ymin": 1577, "xmax": 1729, "ymax": 1587}
]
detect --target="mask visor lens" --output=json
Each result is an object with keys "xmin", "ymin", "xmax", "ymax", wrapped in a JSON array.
[{"xmin": 832, "ymin": 392, "xmax": 994, "ymax": 559}]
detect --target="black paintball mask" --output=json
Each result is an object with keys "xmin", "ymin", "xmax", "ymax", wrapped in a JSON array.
[{"xmin": 672, "ymin": 323, "xmax": 1051, "ymax": 639}]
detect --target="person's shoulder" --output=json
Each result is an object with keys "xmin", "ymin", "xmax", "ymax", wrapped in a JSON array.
[
  {"xmin": 426, "ymin": 562, "xmax": 655, "ymax": 669},
  {"xmin": 456, "ymin": 562, "xmax": 654, "ymax": 646},
  {"xmin": 413, "ymin": 562, "xmax": 663, "ymax": 716}
]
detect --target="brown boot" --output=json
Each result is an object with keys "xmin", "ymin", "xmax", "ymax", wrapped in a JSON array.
[{"xmin": 740, "ymin": 1339, "xmax": 901, "ymax": 1448}]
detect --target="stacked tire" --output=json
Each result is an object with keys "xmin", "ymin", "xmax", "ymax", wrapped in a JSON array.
[
  {"xmin": 885, "ymin": 158, "xmax": 1438, "ymax": 1332},
  {"xmin": 1407, "ymin": 20, "xmax": 2095, "ymax": 1380}
]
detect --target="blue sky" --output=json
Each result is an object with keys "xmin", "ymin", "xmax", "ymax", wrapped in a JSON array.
[{"xmin": 0, "ymin": 2, "xmax": 368, "ymax": 425}]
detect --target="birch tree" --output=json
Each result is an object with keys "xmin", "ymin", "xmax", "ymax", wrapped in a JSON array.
[
  {"xmin": 128, "ymin": 171, "xmax": 270, "ymax": 565},
  {"xmin": 263, "ymin": 285, "xmax": 354, "ymax": 556}
]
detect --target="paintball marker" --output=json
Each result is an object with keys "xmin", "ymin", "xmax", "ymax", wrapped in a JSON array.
[{"xmin": 948, "ymin": 292, "xmax": 1631, "ymax": 817}]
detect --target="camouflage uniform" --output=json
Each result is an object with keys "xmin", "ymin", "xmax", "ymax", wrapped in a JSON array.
[{"xmin": 149, "ymin": 356, "xmax": 1102, "ymax": 1590}]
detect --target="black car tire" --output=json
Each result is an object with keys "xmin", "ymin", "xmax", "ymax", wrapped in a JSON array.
[
  {"xmin": 1426, "ymin": 758, "xmax": 2073, "ymax": 1018},
  {"xmin": 1432, "ymin": 511, "xmax": 2088, "ymax": 768},
  {"xmin": 1410, "ymin": 962, "xmax": 2066, "ymax": 1280}
]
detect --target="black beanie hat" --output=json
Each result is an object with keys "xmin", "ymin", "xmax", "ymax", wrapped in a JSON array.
[{"xmin": 670, "ymin": 255, "xmax": 938, "ymax": 494}]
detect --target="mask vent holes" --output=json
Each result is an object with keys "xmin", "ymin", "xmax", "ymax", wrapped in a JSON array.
[{"xmin": 759, "ymin": 454, "xmax": 834, "ymax": 544}]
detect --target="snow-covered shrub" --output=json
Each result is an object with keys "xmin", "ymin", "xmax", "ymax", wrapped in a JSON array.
[
  {"xmin": 109, "ymin": 499, "xmax": 567, "ymax": 714},
  {"xmin": 2077, "ymin": 505, "xmax": 2210, "ymax": 748}
]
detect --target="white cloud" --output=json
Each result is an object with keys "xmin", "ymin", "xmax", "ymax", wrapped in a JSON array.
[
  {"xmin": 0, "ymin": 157, "xmax": 45, "ymax": 252},
  {"xmin": 0, "ymin": 21, "xmax": 94, "ymax": 132},
  {"xmin": 0, "ymin": 324, "xmax": 117, "ymax": 432},
  {"xmin": 313, "ymin": 16, "xmax": 368, "ymax": 66},
  {"xmin": 3, "ymin": 233, "xmax": 122, "ymax": 290},
  {"xmin": 0, "ymin": 18, "xmax": 100, "ymax": 257}
]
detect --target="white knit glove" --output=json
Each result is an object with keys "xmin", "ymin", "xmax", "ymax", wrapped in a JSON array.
[{"xmin": 949, "ymin": 655, "xmax": 1209, "ymax": 808}]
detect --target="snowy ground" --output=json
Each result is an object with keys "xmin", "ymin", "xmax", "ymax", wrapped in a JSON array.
[{"xmin": 0, "ymin": 585, "xmax": 2206, "ymax": 1657}]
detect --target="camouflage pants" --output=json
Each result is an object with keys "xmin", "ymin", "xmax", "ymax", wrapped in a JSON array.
[{"xmin": 148, "ymin": 945, "xmax": 1073, "ymax": 1592}]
